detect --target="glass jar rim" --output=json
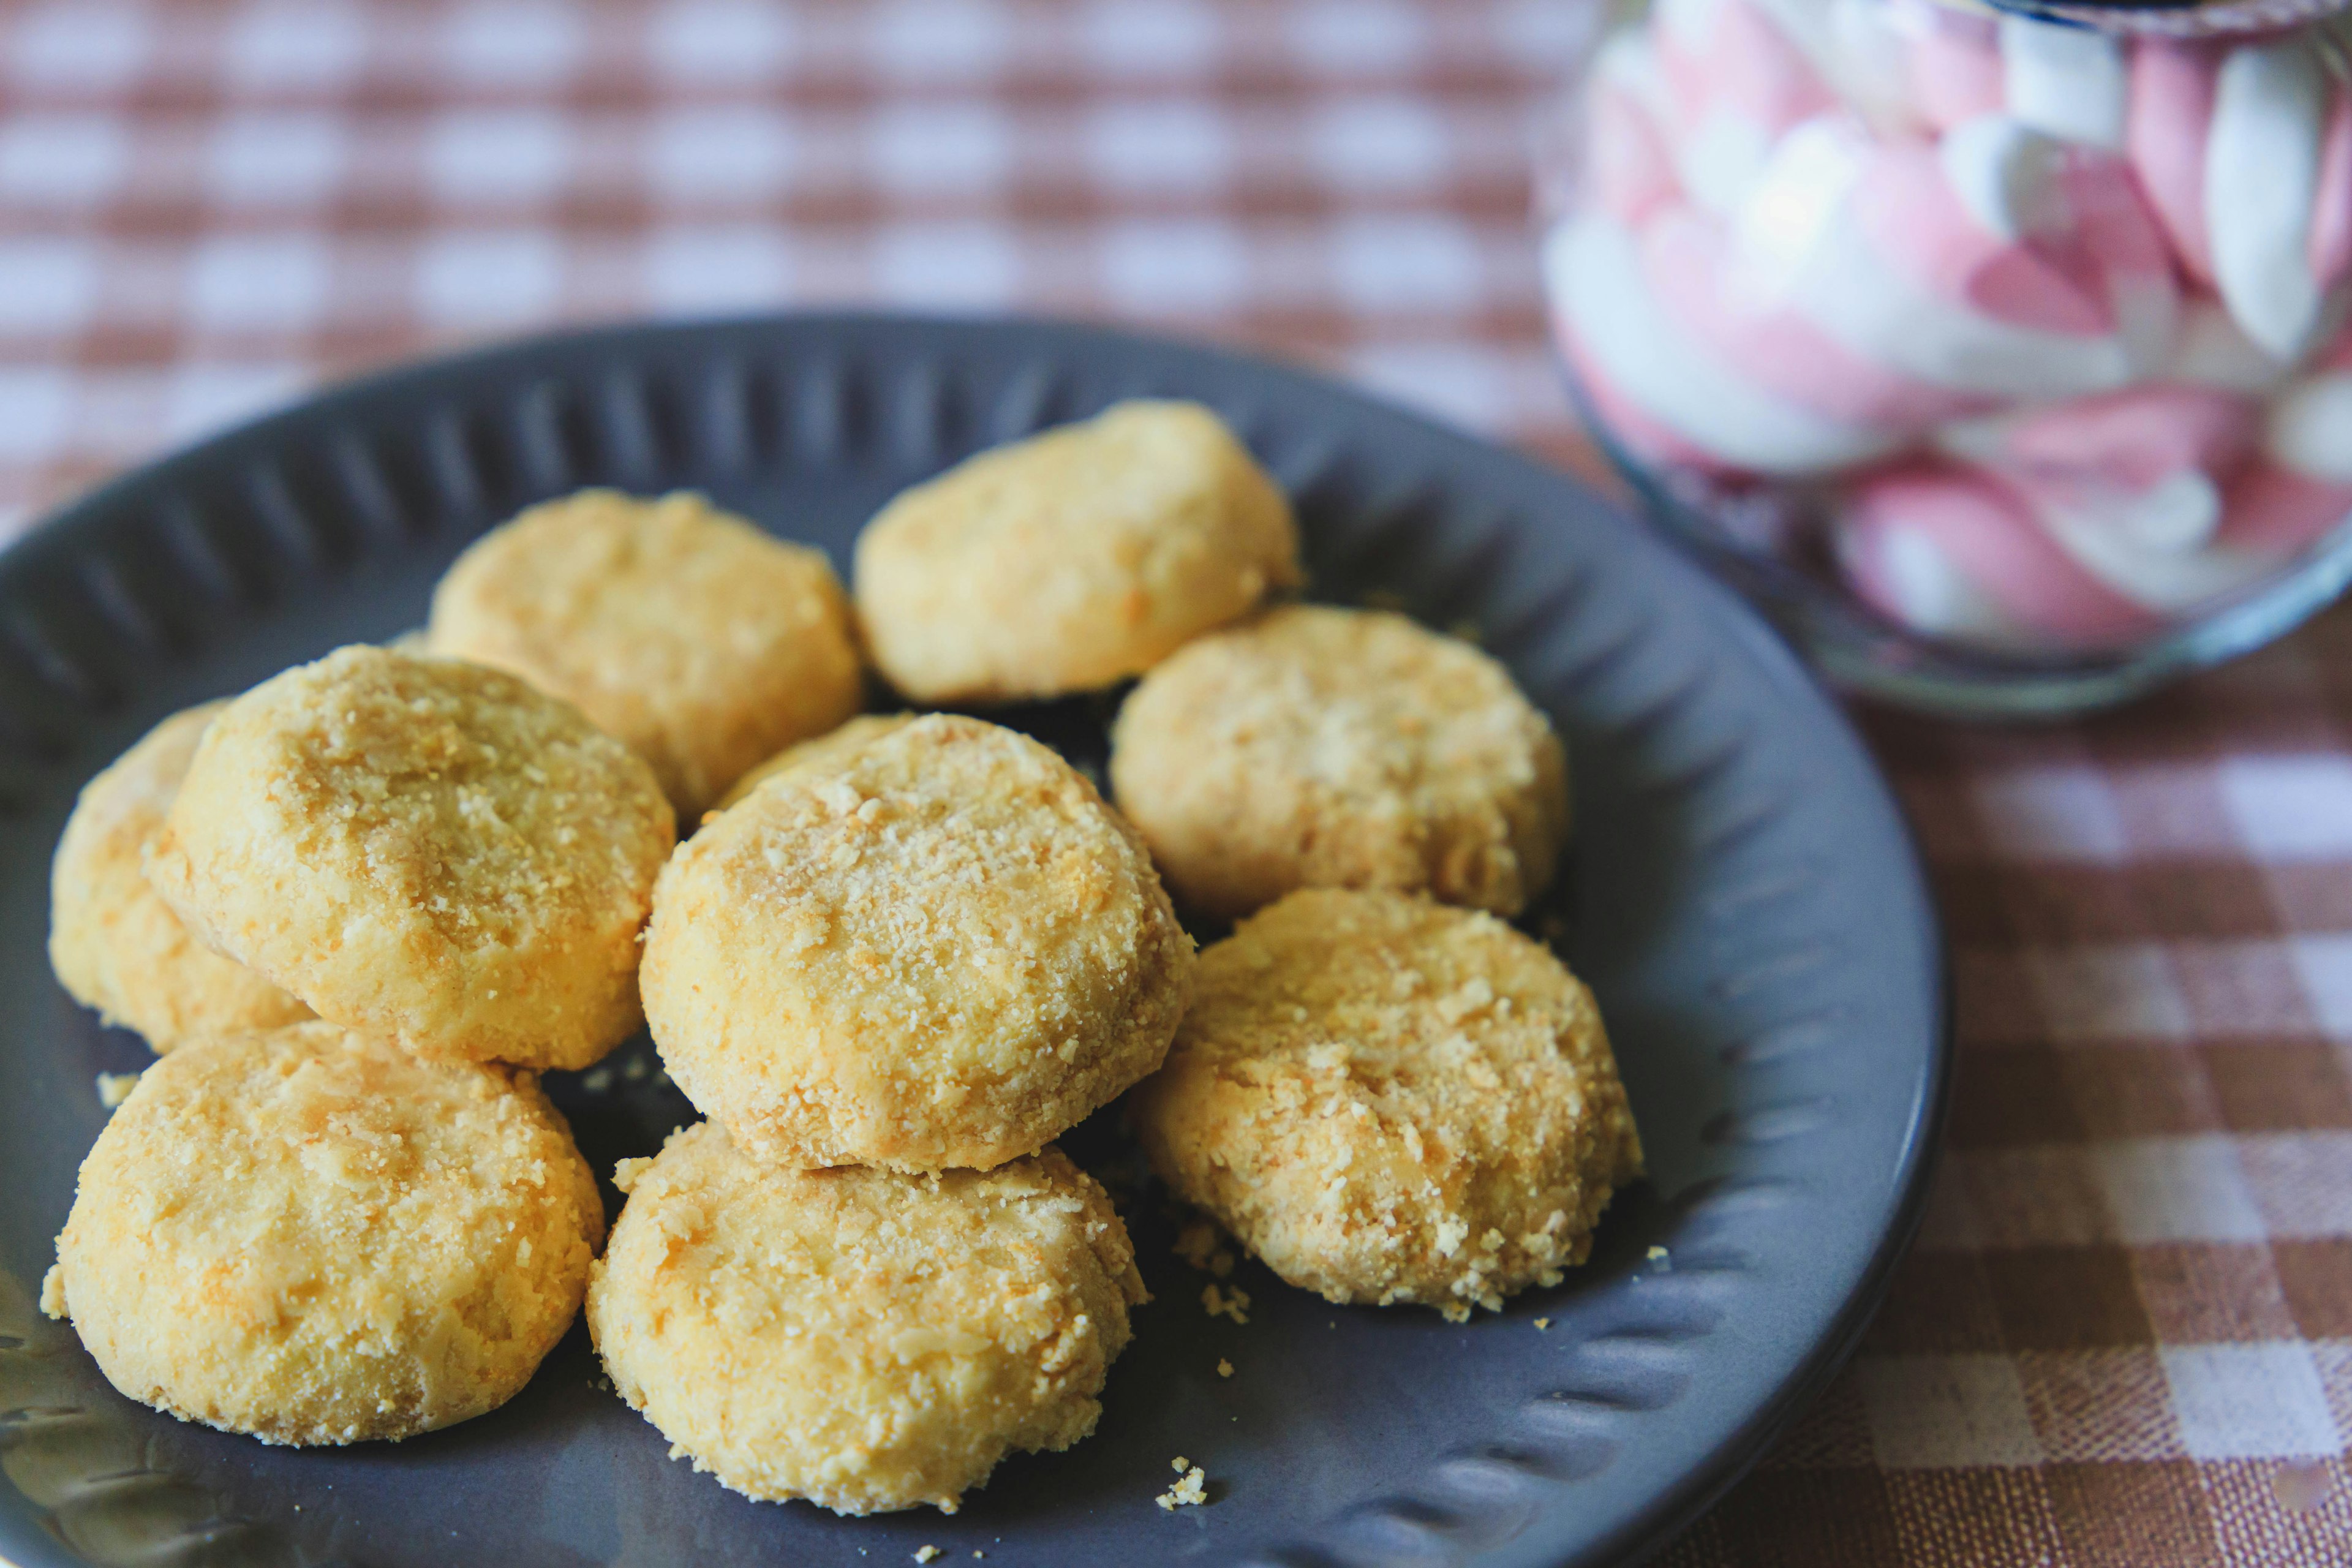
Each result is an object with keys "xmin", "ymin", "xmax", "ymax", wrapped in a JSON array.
[{"xmin": 1949, "ymin": 0, "xmax": 2348, "ymax": 39}]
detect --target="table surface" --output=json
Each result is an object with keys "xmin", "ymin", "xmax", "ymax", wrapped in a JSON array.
[{"xmin": 0, "ymin": 4, "xmax": 2345, "ymax": 1564}]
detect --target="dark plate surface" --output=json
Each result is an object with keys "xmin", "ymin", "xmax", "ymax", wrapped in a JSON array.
[{"xmin": 0, "ymin": 314, "xmax": 1946, "ymax": 1568}]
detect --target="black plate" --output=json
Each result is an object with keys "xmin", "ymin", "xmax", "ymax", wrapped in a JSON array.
[{"xmin": 0, "ymin": 314, "xmax": 1947, "ymax": 1568}]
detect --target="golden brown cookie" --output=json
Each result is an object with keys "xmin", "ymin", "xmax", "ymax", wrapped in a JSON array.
[
  {"xmin": 643, "ymin": 712, "xmax": 1192, "ymax": 1171},
  {"xmin": 707, "ymin": 712, "xmax": 916, "ymax": 816},
  {"xmin": 48, "ymin": 703, "xmax": 311, "ymax": 1052},
  {"xmin": 146, "ymin": 646, "xmax": 675, "ymax": 1071},
  {"xmin": 1129, "ymin": 888, "xmax": 1641, "ymax": 1320},
  {"xmin": 587, "ymin": 1123, "xmax": 1144, "ymax": 1515},
  {"xmin": 41, "ymin": 1020, "xmax": 602, "ymax": 1444},
  {"xmin": 1109, "ymin": 604, "xmax": 1569, "ymax": 918},
  {"xmin": 428, "ymin": 489, "xmax": 864, "ymax": 818},
  {"xmin": 853, "ymin": 401, "xmax": 1300, "ymax": 703}
]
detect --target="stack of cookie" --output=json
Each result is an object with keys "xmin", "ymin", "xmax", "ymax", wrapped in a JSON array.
[{"xmin": 39, "ymin": 398, "xmax": 1641, "ymax": 1521}]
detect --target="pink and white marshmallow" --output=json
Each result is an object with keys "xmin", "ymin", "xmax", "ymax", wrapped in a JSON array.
[
  {"xmin": 2219, "ymin": 332, "xmax": 2352, "ymax": 554},
  {"xmin": 1893, "ymin": 0, "xmax": 2004, "ymax": 134},
  {"xmin": 1548, "ymin": 209, "xmax": 1907, "ymax": 477},
  {"xmin": 1652, "ymin": 0, "xmax": 1840, "ymax": 214},
  {"xmin": 1583, "ymin": 32, "xmax": 1684, "ymax": 225},
  {"xmin": 2128, "ymin": 31, "xmax": 2352, "ymax": 361},
  {"xmin": 1729, "ymin": 113, "xmax": 2176, "ymax": 403},
  {"xmin": 1836, "ymin": 461, "xmax": 2163, "ymax": 650}
]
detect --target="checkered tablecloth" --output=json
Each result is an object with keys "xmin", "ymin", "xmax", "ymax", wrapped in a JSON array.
[{"xmin": 2, "ymin": 4, "xmax": 2345, "ymax": 1564}]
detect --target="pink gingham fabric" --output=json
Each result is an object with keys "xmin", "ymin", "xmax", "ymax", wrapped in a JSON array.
[{"xmin": 2, "ymin": 4, "xmax": 2345, "ymax": 1562}]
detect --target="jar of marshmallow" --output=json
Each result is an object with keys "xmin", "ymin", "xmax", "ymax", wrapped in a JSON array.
[{"xmin": 1538, "ymin": 0, "xmax": 2352, "ymax": 713}]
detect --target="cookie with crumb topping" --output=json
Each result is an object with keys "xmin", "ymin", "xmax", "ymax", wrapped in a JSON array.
[
  {"xmin": 146, "ymin": 646, "xmax": 674, "ymax": 1071},
  {"xmin": 48, "ymin": 701, "xmax": 311, "ymax": 1053},
  {"xmin": 428, "ymin": 489, "xmax": 864, "ymax": 819},
  {"xmin": 1129, "ymin": 888, "xmax": 1640, "ymax": 1320},
  {"xmin": 1109, "ymin": 603, "xmax": 1569, "ymax": 918},
  {"xmin": 853, "ymin": 400, "xmax": 1300, "ymax": 703},
  {"xmin": 643, "ymin": 712, "xmax": 1191, "ymax": 1172},
  {"xmin": 42, "ymin": 1020, "xmax": 601, "ymax": 1445},
  {"xmin": 587, "ymin": 1123, "xmax": 1144, "ymax": 1515}
]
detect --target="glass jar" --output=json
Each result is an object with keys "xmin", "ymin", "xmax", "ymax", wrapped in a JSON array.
[{"xmin": 1535, "ymin": 0, "xmax": 2352, "ymax": 714}]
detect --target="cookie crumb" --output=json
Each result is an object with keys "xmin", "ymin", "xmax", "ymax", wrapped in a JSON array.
[
  {"xmin": 1174, "ymin": 1217, "xmax": 1235, "ymax": 1278},
  {"xmin": 1156, "ymin": 1461, "xmax": 1208, "ymax": 1510},
  {"xmin": 581, "ymin": 1066, "xmax": 614, "ymax": 1093},
  {"xmin": 1534, "ymin": 1317, "xmax": 1550, "ymax": 1330},
  {"xmin": 1647, "ymin": 1245, "xmax": 1672, "ymax": 1271},
  {"xmin": 1217, "ymin": 1358, "xmax": 1233, "ymax": 1378},
  {"xmin": 914, "ymin": 1548, "xmax": 940, "ymax": 1564},
  {"xmin": 1202, "ymin": 1283, "xmax": 1250, "ymax": 1324},
  {"xmin": 95, "ymin": 1071, "xmax": 139, "ymax": 1109}
]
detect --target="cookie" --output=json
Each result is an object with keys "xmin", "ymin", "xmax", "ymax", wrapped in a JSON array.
[
  {"xmin": 854, "ymin": 400, "xmax": 1300, "ymax": 703},
  {"xmin": 643, "ymin": 712, "xmax": 1191, "ymax": 1171},
  {"xmin": 40, "ymin": 1020, "xmax": 603, "ymax": 1444},
  {"xmin": 1109, "ymin": 604, "xmax": 1569, "ymax": 918},
  {"xmin": 707, "ymin": 712, "xmax": 915, "ymax": 816},
  {"xmin": 48, "ymin": 703, "xmax": 311, "ymax": 1053},
  {"xmin": 146, "ymin": 646, "xmax": 676, "ymax": 1071},
  {"xmin": 428, "ymin": 489, "xmax": 864, "ymax": 818},
  {"xmin": 587, "ymin": 1123, "xmax": 1144, "ymax": 1515},
  {"xmin": 1128, "ymin": 888, "xmax": 1641, "ymax": 1320}
]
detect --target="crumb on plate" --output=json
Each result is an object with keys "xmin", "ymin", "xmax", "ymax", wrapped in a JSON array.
[
  {"xmin": 95, "ymin": 1071, "xmax": 140, "ymax": 1109},
  {"xmin": 1156, "ymin": 1460, "xmax": 1208, "ymax": 1511},
  {"xmin": 1202, "ymin": 1283, "xmax": 1250, "ymax": 1324},
  {"xmin": 1173, "ymin": 1216, "xmax": 1235, "ymax": 1278}
]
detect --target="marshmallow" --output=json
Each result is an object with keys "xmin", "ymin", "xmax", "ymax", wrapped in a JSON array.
[
  {"xmin": 2218, "ymin": 354, "xmax": 2352, "ymax": 553},
  {"xmin": 1546, "ymin": 212, "xmax": 1902, "ymax": 477},
  {"xmin": 1653, "ymin": 0, "xmax": 1839, "ymax": 214},
  {"xmin": 1732, "ymin": 116, "xmax": 2176, "ymax": 403},
  {"xmin": 1895, "ymin": 0, "xmax": 2003, "ymax": 135},
  {"xmin": 2127, "ymin": 32, "xmax": 2352, "ymax": 362},
  {"xmin": 2168, "ymin": 295, "xmax": 2296, "ymax": 393},
  {"xmin": 2001, "ymin": 16, "xmax": 2128, "ymax": 151},
  {"xmin": 1585, "ymin": 32, "xmax": 1684, "ymax": 224},
  {"xmin": 1837, "ymin": 461, "xmax": 2160, "ymax": 649},
  {"xmin": 1940, "ymin": 385, "xmax": 2261, "ymax": 497}
]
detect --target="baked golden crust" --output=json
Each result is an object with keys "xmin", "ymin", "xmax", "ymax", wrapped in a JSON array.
[
  {"xmin": 853, "ymin": 401, "xmax": 1300, "ymax": 703},
  {"xmin": 1129, "ymin": 889, "xmax": 1641, "ymax": 1319},
  {"xmin": 48, "ymin": 703, "xmax": 311, "ymax": 1052},
  {"xmin": 707, "ymin": 712, "xmax": 916, "ymax": 816},
  {"xmin": 587, "ymin": 1123, "xmax": 1145, "ymax": 1515},
  {"xmin": 146, "ymin": 646, "xmax": 676, "ymax": 1071},
  {"xmin": 1109, "ymin": 604, "xmax": 1569, "ymax": 918},
  {"xmin": 42, "ymin": 1021, "xmax": 603, "ymax": 1444},
  {"xmin": 643, "ymin": 712, "xmax": 1193, "ymax": 1172},
  {"xmin": 428, "ymin": 489, "xmax": 864, "ymax": 818}
]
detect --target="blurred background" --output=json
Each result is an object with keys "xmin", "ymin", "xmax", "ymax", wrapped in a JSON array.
[{"xmin": 0, "ymin": 0, "xmax": 1603, "ymax": 546}]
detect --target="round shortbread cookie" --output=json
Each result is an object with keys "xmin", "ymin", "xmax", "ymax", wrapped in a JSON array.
[
  {"xmin": 707, "ymin": 712, "xmax": 916, "ymax": 817},
  {"xmin": 428, "ymin": 489, "xmax": 864, "ymax": 818},
  {"xmin": 146, "ymin": 646, "xmax": 676, "ymax": 1071},
  {"xmin": 1109, "ymin": 603, "xmax": 1569, "ymax": 918},
  {"xmin": 854, "ymin": 400, "xmax": 1301, "ymax": 703},
  {"xmin": 48, "ymin": 702, "xmax": 311, "ymax": 1053},
  {"xmin": 643, "ymin": 712, "xmax": 1192, "ymax": 1172},
  {"xmin": 587, "ymin": 1123, "xmax": 1145, "ymax": 1516},
  {"xmin": 40, "ymin": 1020, "xmax": 603, "ymax": 1445},
  {"xmin": 1129, "ymin": 888, "xmax": 1642, "ymax": 1320}
]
